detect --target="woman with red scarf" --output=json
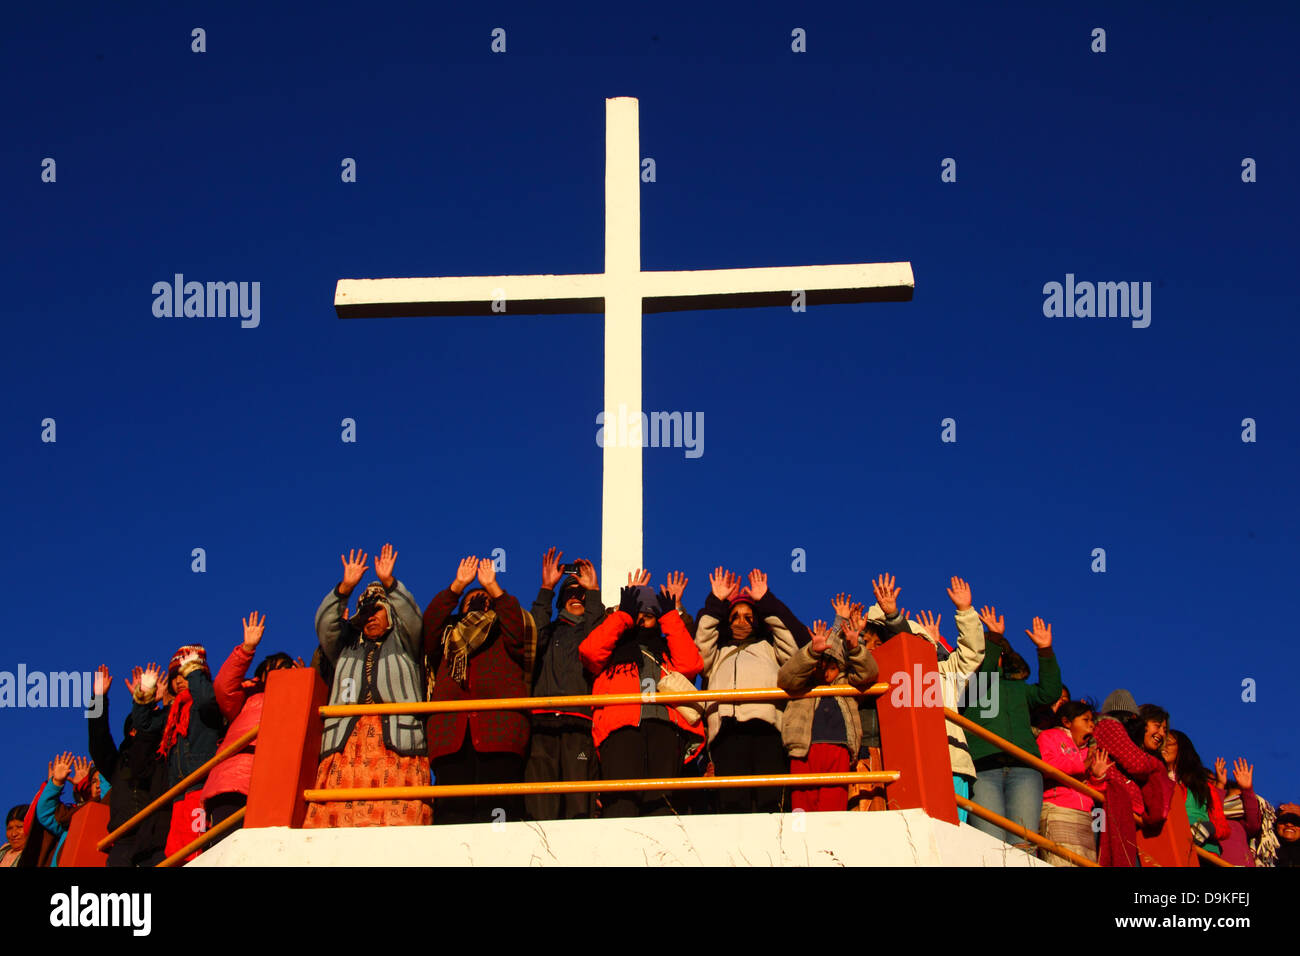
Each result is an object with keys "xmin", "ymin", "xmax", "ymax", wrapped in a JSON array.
[{"xmin": 131, "ymin": 646, "xmax": 225, "ymax": 859}]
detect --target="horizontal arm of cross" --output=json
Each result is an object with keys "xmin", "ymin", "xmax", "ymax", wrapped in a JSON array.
[{"xmin": 335, "ymin": 261, "xmax": 913, "ymax": 319}]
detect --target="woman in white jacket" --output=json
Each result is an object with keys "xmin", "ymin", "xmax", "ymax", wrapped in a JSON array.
[{"xmin": 695, "ymin": 568, "xmax": 801, "ymax": 813}]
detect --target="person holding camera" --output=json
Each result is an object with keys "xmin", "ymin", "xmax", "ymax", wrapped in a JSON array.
[
  {"xmin": 305, "ymin": 544, "xmax": 431, "ymax": 828},
  {"xmin": 523, "ymin": 548, "xmax": 604, "ymax": 820},
  {"xmin": 579, "ymin": 569, "xmax": 704, "ymax": 818},
  {"xmin": 423, "ymin": 555, "xmax": 538, "ymax": 826}
]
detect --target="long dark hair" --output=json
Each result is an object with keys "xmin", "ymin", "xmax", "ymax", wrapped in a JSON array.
[
  {"xmin": 1167, "ymin": 730, "xmax": 1211, "ymax": 808},
  {"xmin": 1125, "ymin": 703, "xmax": 1169, "ymax": 753}
]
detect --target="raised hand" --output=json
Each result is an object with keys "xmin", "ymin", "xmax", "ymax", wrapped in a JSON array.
[
  {"xmin": 831, "ymin": 592, "xmax": 853, "ymax": 620},
  {"xmin": 1215, "ymin": 757, "xmax": 1228, "ymax": 789},
  {"xmin": 374, "ymin": 543, "xmax": 398, "ymax": 587},
  {"xmin": 747, "ymin": 569, "xmax": 768, "ymax": 602},
  {"xmin": 93, "ymin": 665, "xmax": 111, "ymax": 698},
  {"xmin": 978, "ymin": 605, "xmax": 1005, "ymax": 636},
  {"xmin": 339, "ymin": 549, "xmax": 370, "ymax": 595},
  {"xmin": 541, "ymin": 547, "xmax": 564, "ymax": 590},
  {"xmin": 242, "ymin": 611, "xmax": 266, "ymax": 652},
  {"xmin": 841, "ymin": 616, "xmax": 863, "ymax": 651},
  {"xmin": 661, "ymin": 571, "xmax": 688, "ymax": 606},
  {"xmin": 476, "ymin": 558, "xmax": 498, "ymax": 590},
  {"xmin": 709, "ymin": 567, "xmax": 739, "ymax": 601},
  {"xmin": 70, "ymin": 756, "xmax": 91, "ymax": 786},
  {"xmin": 915, "ymin": 609, "xmax": 943, "ymax": 645},
  {"xmin": 1233, "ymin": 758, "xmax": 1253, "ymax": 790},
  {"xmin": 1089, "ymin": 746, "xmax": 1113, "ymax": 780},
  {"xmin": 574, "ymin": 558, "xmax": 598, "ymax": 592},
  {"xmin": 872, "ymin": 574, "xmax": 901, "ymax": 617},
  {"xmin": 127, "ymin": 663, "xmax": 163, "ymax": 702},
  {"xmin": 452, "ymin": 555, "xmax": 479, "ymax": 593},
  {"xmin": 626, "ymin": 568, "xmax": 651, "ymax": 588},
  {"xmin": 1025, "ymin": 617, "xmax": 1053, "ymax": 648},
  {"xmin": 810, "ymin": 620, "xmax": 831, "ymax": 655},
  {"xmin": 946, "ymin": 576, "xmax": 972, "ymax": 611},
  {"xmin": 49, "ymin": 751, "xmax": 75, "ymax": 786}
]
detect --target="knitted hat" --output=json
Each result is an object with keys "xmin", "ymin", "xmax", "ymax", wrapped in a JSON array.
[
  {"xmin": 1101, "ymin": 688, "xmax": 1138, "ymax": 717},
  {"xmin": 633, "ymin": 585, "xmax": 658, "ymax": 615},
  {"xmin": 167, "ymin": 645, "xmax": 209, "ymax": 682},
  {"xmin": 729, "ymin": 588, "xmax": 755, "ymax": 610}
]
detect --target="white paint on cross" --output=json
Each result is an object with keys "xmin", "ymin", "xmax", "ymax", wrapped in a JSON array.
[{"xmin": 335, "ymin": 97, "xmax": 913, "ymax": 607}]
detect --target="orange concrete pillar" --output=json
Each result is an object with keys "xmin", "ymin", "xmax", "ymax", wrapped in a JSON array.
[
  {"xmin": 1138, "ymin": 782, "xmax": 1197, "ymax": 867},
  {"xmin": 245, "ymin": 667, "xmax": 327, "ymax": 828},
  {"xmin": 59, "ymin": 801, "xmax": 110, "ymax": 867},
  {"xmin": 873, "ymin": 634, "xmax": 959, "ymax": 824}
]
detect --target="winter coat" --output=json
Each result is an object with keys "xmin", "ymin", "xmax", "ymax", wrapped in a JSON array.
[
  {"xmin": 1091, "ymin": 716, "xmax": 1173, "ymax": 866},
  {"xmin": 907, "ymin": 607, "xmax": 984, "ymax": 779},
  {"xmin": 579, "ymin": 608, "xmax": 704, "ymax": 749},
  {"xmin": 132, "ymin": 669, "xmax": 225, "ymax": 790},
  {"xmin": 317, "ymin": 579, "xmax": 427, "ymax": 759},
  {"xmin": 1218, "ymin": 786, "xmax": 1262, "ymax": 867},
  {"xmin": 87, "ymin": 700, "xmax": 167, "ymax": 862},
  {"xmin": 694, "ymin": 592, "xmax": 799, "ymax": 742},
  {"xmin": 424, "ymin": 587, "xmax": 532, "ymax": 759},
  {"xmin": 961, "ymin": 640, "xmax": 1061, "ymax": 766},
  {"xmin": 777, "ymin": 639, "xmax": 878, "ymax": 759},
  {"xmin": 529, "ymin": 586, "xmax": 605, "ymax": 721},
  {"xmin": 201, "ymin": 643, "xmax": 263, "ymax": 801},
  {"xmin": 1037, "ymin": 727, "xmax": 1103, "ymax": 812}
]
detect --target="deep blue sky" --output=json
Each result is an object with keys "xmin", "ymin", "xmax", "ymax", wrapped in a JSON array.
[{"xmin": 4, "ymin": 2, "xmax": 1297, "ymax": 808}]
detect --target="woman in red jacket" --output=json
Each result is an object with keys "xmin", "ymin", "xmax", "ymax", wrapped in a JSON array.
[
  {"xmin": 201, "ymin": 611, "xmax": 297, "ymax": 843},
  {"xmin": 580, "ymin": 569, "xmax": 703, "ymax": 818}
]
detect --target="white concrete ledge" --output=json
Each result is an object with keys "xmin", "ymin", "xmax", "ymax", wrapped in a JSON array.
[{"xmin": 191, "ymin": 810, "xmax": 1051, "ymax": 867}]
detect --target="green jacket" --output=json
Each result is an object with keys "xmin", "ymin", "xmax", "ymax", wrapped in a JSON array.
[{"xmin": 960, "ymin": 640, "xmax": 1061, "ymax": 765}]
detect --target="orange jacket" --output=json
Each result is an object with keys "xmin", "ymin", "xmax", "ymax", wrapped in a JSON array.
[{"xmin": 579, "ymin": 609, "xmax": 704, "ymax": 749}]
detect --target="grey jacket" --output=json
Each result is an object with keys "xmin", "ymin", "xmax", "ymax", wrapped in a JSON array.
[
  {"xmin": 314, "ymin": 579, "xmax": 426, "ymax": 759},
  {"xmin": 777, "ymin": 639, "xmax": 878, "ymax": 759}
]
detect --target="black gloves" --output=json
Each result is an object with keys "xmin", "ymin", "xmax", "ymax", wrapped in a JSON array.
[
  {"xmin": 657, "ymin": 590, "xmax": 676, "ymax": 616},
  {"xmin": 619, "ymin": 586, "xmax": 639, "ymax": 617}
]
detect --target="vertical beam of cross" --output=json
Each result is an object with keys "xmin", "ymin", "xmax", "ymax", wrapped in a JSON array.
[{"xmin": 602, "ymin": 98, "xmax": 642, "ymax": 608}]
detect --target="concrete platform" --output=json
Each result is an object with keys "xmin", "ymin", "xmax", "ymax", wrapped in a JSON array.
[{"xmin": 191, "ymin": 810, "xmax": 1052, "ymax": 867}]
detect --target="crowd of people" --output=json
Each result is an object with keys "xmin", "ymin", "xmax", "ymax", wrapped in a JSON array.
[{"xmin": 7, "ymin": 544, "xmax": 1297, "ymax": 868}]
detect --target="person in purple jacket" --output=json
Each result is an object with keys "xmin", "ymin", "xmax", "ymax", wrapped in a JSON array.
[{"xmin": 1214, "ymin": 757, "xmax": 1263, "ymax": 866}]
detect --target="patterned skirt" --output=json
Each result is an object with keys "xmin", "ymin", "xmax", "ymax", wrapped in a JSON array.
[
  {"xmin": 1039, "ymin": 802, "xmax": 1097, "ymax": 866},
  {"xmin": 303, "ymin": 715, "xmax": 433, "ymax": 828}
]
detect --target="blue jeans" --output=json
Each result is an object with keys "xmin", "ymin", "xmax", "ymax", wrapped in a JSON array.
[{"xmin": 969, "ymin": 766, "xmax": 1043, "ymax": 846}]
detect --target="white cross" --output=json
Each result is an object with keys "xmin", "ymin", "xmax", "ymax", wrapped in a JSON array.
[{"xmin": 335, "ymin": 97, "xmax": 913, "ymax": 607}]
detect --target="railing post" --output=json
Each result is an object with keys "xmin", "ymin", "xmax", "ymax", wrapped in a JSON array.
[
  {"xmin": 245, "ymin": 667, "xmax": 326, "ymax": 828},
  {"xmin": 1138, "ymin": 782, "xmax": 1197, "ymax": 867},
  {"xmin": 59, "ymin": 801, "xmax": 110, "ymax": 867},
  {"xmin": 873, "ymin": 633, "xmax": 959, "ymax": 824}
]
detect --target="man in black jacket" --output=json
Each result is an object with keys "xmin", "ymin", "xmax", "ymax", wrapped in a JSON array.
[
  {"xmin": 524, "ymin": 549, "xmax": 605, "ymax": 820},
  {"xmin": 87, "ymin": 665, "xmax": 168, "ymax": 867}
]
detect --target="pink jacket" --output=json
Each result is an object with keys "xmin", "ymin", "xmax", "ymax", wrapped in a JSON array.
[
  {"xmin": 201, "ymin": 644, "xmax": 262, "ymax": 801},
  {"xmin": 1037, "ymin": 727, "xmax": 1101, "ymax": 812}
]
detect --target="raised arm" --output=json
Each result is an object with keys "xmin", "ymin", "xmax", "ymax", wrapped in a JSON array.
[
  {"xmin": 778, "ymin": 621, "xmax": 833, "ymax": 694},
  {"xmin": 941, "ymin": 577, "xmax": 985, "ymax": 677},
  {"xmin": 315, "ymin": 548, "xmax": 369, "ymax": 663},
  {"xmin": 1023, "ymin": 617, "xmax": 1062, "ymax": 706},
  {"xmin": 86, "ymin": 666, "xmax": 120, "ymax": 779}
]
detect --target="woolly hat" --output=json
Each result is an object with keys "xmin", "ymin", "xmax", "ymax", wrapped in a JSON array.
[
  {"xmin": 1101, "ymin": 688, "xmax": 1138, "ymax": 717},
  {"xmin": 633, "ymin": 585, "xmax": 658, "ymax": 615},
  {"xmin": 167, "ymin": 645, "xmax": 209, "ymax": 682},
  {"xmin": 729, "ymin": 588, "xmax": 756, "ymax": 610}
]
